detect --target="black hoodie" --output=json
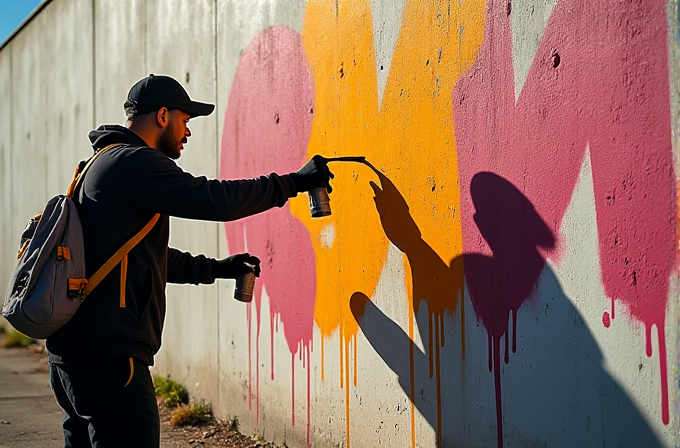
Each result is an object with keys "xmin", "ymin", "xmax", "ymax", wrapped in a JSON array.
[{"xmin": 46, "ymin": 125, "xmax": 298, "ymax": 366}]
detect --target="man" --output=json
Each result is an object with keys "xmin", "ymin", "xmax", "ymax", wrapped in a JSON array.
[{"xmin": 46, "ymin": 74, "xmax": 332, "ymax": 448}]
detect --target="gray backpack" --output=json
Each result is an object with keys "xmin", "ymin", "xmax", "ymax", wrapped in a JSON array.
[{"xmin": 2, "ymin": 144, "xmax": 159, "ymax": 339}]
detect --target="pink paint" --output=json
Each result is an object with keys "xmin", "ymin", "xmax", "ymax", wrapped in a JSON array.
[
  {"xmin": 271, "ymin": 315, "xmax": 275, "ymax": 381},
  {"xmin": 292, "ymin": 351, "xmax": 296, "ymax": 426},
  {"xmin": 220, "ymin": 25, "xmax": 317, "ymax": 437},
  {"xmin": 306, "ymin": 344, "xmax": 311, "ymax": 445},
  {"xmin": 602, "ymin": 312, "xmax": 611, "ymax": 328},
  {"xmin": 454, "ymin": 1, "xmax": 675, "ymax": 446}
]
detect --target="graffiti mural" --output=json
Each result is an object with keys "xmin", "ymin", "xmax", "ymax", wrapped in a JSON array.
[{"xmin": 220, "ymin": 0, "xmax": 677, "ymax": 447}]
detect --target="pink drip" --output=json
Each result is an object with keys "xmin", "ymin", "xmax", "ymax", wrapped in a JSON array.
[
  {"xmin": 657, "ymin": 326, "xmax": 670, "ymax": 424},
  {"xmin": 306, "ymin": 344, "xmax": 311, "ymax": 445},
  {"xmin": 602, "ymin": 312, "xmax": 611, "ymax": 328},
  {"xmin": 504, "ymin": 329, "xmax": 509, "ymax": 364},
  {"xmin": 643, "ymin": 323, "xmax": 670, "ymax": 424},
  {"xmin": 271, "ymin": 314, "xmax": 276, "ymax": 381},
  {"xmin": 488, "ymin": 334, "xmax": 493, "ymax": 372},
  {"xmin": 247, "ymin": 304, "xmax": 252, "ymax": 411},
  {"xmin": 255, "ymin": 299, "xmax": 262, "ymax": 425},
  {"xmin": 256, "ymin": 333, "xmax": 260, "ymax": 424},
  {"xmin": 511, "ymin": 310, "xmax": 517, "ymax": 353},
  {"xmin": 291, "ymin": 351, "xmax": 296, "ymax": 426},
  {"xmin": 645, "ymin": 324, "xmax": 653, "ymax": 358},
  {"xmin": 492, "ymin": 335, "xmax": 503, "ymax": 448}
]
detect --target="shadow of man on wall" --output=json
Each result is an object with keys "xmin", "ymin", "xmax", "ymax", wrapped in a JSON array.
[{"xmin": 351, "ymin": 171, "xmax": 663, "ymax": 448}]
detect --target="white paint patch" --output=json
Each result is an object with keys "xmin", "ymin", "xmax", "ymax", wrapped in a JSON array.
[
  {"xmin": 370, "ymin": 0, "xmax": 407, "ymax": 108},
  {"xmin": 319, "ymin": 223, "xmax": 335, "ymax": 249},
  {"xmin": 373, "ymin": 243, "xmax": 426, "ymax": 353},
  {"xmin": 510, "ymin": 0, "xmax": 556, "ymax": 102}
]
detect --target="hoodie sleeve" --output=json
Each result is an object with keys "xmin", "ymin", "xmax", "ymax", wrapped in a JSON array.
[
  {"xmin": 167, "ymin": 248, "xmax": 219, "ymax": 284},
  {"xmin": 109, "ymin": 147, "xmax": 298, "ymax": 221}
]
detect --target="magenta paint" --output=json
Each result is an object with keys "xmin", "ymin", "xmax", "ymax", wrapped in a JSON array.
[
  {"xmin": 220, "ymin": 25, "xmax": 316, "ymax": 439},
  {"xmin": 454, "ymin": 0, "xmax": 675, "ymax": 446}
]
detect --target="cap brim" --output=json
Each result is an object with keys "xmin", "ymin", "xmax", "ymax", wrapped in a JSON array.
[{"xmin": 179, "ymin": 101, "xmax": 215, "ymax": 118}]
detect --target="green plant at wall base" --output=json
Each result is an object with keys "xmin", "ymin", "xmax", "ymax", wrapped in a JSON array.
[
  {"xmin": 169, "ymin": 402, "xmax": 212, "ymax": 426},
  {"xmin": 228, "ymin": 415, "xmax": 239, "ymax": 431},
  {"xmin": 2, "ymin": 329, "xmax": 36, "ymax": 348},
  {"xmin": 152, "ymin": 375, "xmax": 189, "ymax": 407}
]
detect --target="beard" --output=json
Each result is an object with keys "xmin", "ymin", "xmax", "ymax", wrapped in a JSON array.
[{"xmin": 157, "ymin": 122, "xmax": 183, "ymax": 159}]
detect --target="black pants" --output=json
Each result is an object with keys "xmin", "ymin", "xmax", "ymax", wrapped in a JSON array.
[{"xmin": 49, "ymin": 357, "xmax": 160, "ymax": 448}]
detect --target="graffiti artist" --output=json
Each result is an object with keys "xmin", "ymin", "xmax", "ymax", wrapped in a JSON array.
[{"xmin": 45, "ymin": 74, "xmax": 333, "ymax": 448}]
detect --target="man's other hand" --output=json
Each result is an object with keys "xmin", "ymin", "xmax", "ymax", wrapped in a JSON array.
[
  {"xmin": 215, "ymin": 253, "xmax": 261, "ymax": 279},
  {"xmin": 292, "ymin": 155, "xmax": 335, "ymax": 193}
]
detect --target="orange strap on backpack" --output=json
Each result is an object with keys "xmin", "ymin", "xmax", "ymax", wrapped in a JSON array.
[{"xmin": 64, "ymin": 144, "xmax": 161, "ymax": 299}]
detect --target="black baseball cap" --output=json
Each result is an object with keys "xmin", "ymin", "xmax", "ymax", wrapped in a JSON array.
[{"xmin": 124, "ymin": 74, "xmax": 215, "ymax": 118}]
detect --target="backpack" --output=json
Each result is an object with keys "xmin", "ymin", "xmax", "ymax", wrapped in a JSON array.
[{"xmin": 2, "ymin": 144, "xmax": 160, "ymax": 339}]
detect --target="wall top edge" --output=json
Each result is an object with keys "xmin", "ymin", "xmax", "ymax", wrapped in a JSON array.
[{"xmin": 0, "ymin": 0, "xmax": 53, "ymax": 52}]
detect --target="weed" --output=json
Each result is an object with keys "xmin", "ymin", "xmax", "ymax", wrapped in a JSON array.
[
  {"xmin": 228, "ymin": 415, "xmax": 239, "ymax": 431},
  {"xmin": 2, "ymin": 329, "xmax": 36, "ymax": 348},
  {"xmin": 152, "ymin": 375, "xmax": 188, "ymax": 407},
  {"xmin": 169, "ymin": 402, "xmax": 212, "ymax": 426}
]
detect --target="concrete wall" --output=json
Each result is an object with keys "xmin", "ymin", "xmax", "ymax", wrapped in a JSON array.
[{"xmin": 1, "ymin": 1, "xmax": 679, "ymax": 447}]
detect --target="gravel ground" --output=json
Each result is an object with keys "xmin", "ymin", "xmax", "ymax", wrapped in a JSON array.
[{"xmin": 158, "ymin": 399, "xmax": 280, "ymax": 448}]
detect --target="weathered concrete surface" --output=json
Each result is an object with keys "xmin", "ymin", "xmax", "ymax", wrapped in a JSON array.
[
  {"xmin": 7, "ymin": 0, "xmax": 93, "ymax": 239},
  {"xmin": 0, "ymin": 44, "xmax": 11, "ymax": 327},
  {"xmin": 93, "ymin": 0, "xmax": 146, "ymax": 126},
  {"xmin": 144, "ymin": 0, "xmax": 222, "ymax": 414},
  {"xmin": 0, "ymin": 349, "xmax": 62, "ymax": 448}
]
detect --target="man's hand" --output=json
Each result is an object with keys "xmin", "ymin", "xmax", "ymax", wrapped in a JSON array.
[
  {"xmin": 214, "ymin": 253, "xmax": 261, "ymax": 279},
  {"xmin": 292, "ymin": 155, "xmax": 335, "ymax": 193}
]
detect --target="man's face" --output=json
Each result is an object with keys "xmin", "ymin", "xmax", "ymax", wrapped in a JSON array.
[{"xmin": 157, "ymin": 110, "xmax": 191, "ymax": 159}]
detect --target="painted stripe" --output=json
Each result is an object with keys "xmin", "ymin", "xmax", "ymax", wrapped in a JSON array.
[
  {"xmin": 124, "ymin": 357, "xmax": 134, "ymax": 388},
  {"xmin": 119, "ymin": 255, "xmax": 127, "ymax": 308}
]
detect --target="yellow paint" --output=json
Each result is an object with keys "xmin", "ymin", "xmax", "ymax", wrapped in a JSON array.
[
  {"xmin": 298, "ymin": 0, "xmax": 382, "ymax": 346},
  {"xmin": 298, "ymin": 0, "xmax": 485, "ymax": 445}
]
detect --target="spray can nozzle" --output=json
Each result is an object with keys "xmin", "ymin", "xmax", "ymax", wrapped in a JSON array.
[{"xmin": 308, "ymin": 156, "xmax": 370, "ymax": 218}]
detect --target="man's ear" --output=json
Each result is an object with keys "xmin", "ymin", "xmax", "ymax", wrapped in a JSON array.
[{"xmin": 156, "ymin": 107, "xmax": 169, "ymax": 128}]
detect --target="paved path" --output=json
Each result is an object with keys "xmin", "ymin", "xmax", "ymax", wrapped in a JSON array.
[{"xmin": 0, "ymin": 346, "xmax": 63, "ymax": 448}]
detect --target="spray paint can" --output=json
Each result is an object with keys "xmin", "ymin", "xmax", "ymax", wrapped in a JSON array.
[
  {"xmin": 234, "ymin": 270, "xmax": 256, "ymax": 302},
  {"xmin": 307, "ymin": 156, "xmax": 367, "ymax": 218},
  {"xmin": 308, "ymin": 187, "xmax": 331, "ymax": 218}
]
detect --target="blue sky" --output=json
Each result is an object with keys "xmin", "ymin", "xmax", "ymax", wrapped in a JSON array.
[{"xmin": 0, "ymin": 0, "xmax": 43, "ymax": 45}]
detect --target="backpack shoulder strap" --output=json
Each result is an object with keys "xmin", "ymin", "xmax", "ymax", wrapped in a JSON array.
[
  {"xmin": 77, "ymin": 213, "xmax": 161, "ymax": 298},
  {"xmin": 66, "ymin": 144, "xmax": 121, "ymax": 198}
]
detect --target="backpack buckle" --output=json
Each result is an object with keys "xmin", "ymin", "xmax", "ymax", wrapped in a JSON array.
[
  {"xmin": 67, "ymin": 278, "xmax": 89, "ymax": 300},
  {"xmin": 57, "ymin": 246, "xmax": 71, "ymax": 260}
]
